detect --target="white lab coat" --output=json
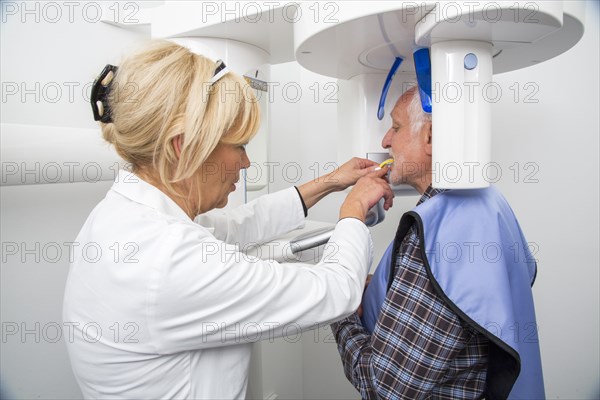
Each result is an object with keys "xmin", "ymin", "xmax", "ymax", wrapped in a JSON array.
[{"xmin": 63, "ymin": 170, "xmax": 372, "ymax": 399}]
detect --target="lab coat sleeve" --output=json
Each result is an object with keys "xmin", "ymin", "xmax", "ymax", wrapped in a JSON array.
[
  {"xmin": 195, "ymin": 187, "xmax": 306, "ymax": 247},
  {"xmin": 148, "ymin": 217, "xmax": 372, "ymax": 354}
]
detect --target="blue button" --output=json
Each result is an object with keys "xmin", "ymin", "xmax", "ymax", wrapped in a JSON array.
[{"xmin": 464, "ymin": 53, "xmax": 478, "ymax": 70}]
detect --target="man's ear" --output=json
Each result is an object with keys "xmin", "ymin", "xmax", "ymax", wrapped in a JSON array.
[
  {"xmin": 172, "ymin": 135, "xmax": 183, "ymax": 158},
  {"xmin": 424, "ymin": 122, "xmax": 432, "ymax": 156}
]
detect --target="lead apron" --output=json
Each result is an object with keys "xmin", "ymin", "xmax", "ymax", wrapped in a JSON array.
[{"xmin": 360, "ymin": 186, "xmax": 545, "ymax": 400}]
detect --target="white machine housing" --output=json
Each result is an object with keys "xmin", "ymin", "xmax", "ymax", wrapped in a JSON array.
[{"xmin": 294, "ymin": 1, "xmax": 585, "ymax": 188}]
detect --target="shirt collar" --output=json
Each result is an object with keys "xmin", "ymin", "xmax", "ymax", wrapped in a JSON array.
[
  {"xmin": 110, "ymin": 169, "xmax": 191, "ymax": 222},
  {"xmin": 416, "ymin": 185, "xmax": 447, "ymax": 206}
]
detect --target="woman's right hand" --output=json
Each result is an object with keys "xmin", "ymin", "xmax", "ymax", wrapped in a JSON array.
[{"xmin": 339, "ymin": 167, "xmax": 394, "ymax": 222}]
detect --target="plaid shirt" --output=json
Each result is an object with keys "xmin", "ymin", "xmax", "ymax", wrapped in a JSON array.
[{"xmin": 332, "ymin": 186, "xmax": 489, "ymax": 399}]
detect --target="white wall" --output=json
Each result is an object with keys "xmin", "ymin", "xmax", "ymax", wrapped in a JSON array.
[
  {"xmin": 1, "ymin": 1, "xmax": 598, "ymax": 399},
  {"xmin": 1, "ymin": 182, "xmax": 112, "ymax": 399}
]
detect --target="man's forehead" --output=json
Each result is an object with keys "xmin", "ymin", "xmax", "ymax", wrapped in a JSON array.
[
  {"xmin": 391, "ymin": 95, "xmax": 411, "ymax": 120},
  {"xmin": 399, "ymin": 87, "xmax": 417, "ymax": 102},
  {"xmin": 390, "ymin": 87, "xmax": 417, "ymax": 119}
]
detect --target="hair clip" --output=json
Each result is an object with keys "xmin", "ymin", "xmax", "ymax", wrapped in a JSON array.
[
  {"xmin": 208, "ymin": 59, "xmax": 229, "ymax": 86},
  {"xmin": 91, "ymin": 64, "xmax": 118, "ymax": 123}
]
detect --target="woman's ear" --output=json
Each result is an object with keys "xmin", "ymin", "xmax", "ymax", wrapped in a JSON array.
[
  {"xmin": 424, "ymin": 122, "xmax": 432, "ymax": 156},
  {"xmin": 172, "ymin": 135, "xmax": 183, "ymax": 158}
]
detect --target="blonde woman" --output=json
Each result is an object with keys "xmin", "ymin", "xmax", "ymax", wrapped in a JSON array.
[{"xmin": 63, "ymin": 40, "xmax": 393, "ymax": 399}]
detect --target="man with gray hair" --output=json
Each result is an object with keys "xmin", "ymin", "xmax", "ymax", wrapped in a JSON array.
[{"xmin": 332, "ymin": 86, "xmax": 545, "ymax": 399}]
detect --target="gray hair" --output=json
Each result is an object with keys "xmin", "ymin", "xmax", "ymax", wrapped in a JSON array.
[{"xmin": 405, "ymin": 84, "xmax": 432, "ymax": 134}]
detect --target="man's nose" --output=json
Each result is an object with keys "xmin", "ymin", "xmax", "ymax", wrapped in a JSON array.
[{"xmin": 381, "ymin": 130, "xmax": 391, "ymax": 149}]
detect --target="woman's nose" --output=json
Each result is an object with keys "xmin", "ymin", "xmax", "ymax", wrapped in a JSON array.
[{"xmin": 241, "ymin": 152, "xmax": 251, "ymax": 169}]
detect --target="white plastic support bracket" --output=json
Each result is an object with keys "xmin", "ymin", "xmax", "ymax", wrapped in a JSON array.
[{"xmin": 430, "ymin": 40, "xmax": 493, "ymax": 188}]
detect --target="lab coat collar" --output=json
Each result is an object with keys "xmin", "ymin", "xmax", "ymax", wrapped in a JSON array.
[{"xmin": 111, "ymin": 169, "xmax": 192, "ymax": 222}]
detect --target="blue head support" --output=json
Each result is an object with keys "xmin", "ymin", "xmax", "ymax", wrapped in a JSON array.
[
  {"xmin": 413, "ymin": 48, "xmax": 432, "ymax": 114},
  {"xmin": 377, "ymin": 57, "xmax": 403, "ymax": 120}
]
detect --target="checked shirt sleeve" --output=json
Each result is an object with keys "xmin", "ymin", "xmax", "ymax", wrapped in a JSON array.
[
  {"xmin": 331, "ymin": 225, "xmax": 488, "ymax": 400},
  {"xmin": 331, "ymin": 313, "xmax": 379, "ymax": 399}
]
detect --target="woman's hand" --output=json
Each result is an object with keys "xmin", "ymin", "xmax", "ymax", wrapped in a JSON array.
[
  {"xmin": 325, "ymin": 157, "xmax": 380, "ymax": 192},
  {"xmin": 296, "ymin": 158, "xmax": 380, "ymax": 210},
  {"xmin": 339, "ymin": 167, "xmax": 394, "ymax": 222}
]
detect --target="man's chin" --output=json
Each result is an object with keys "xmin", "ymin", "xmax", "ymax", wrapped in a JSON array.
[{"xmin": 389, "ymin": 174, "xmax": 405, "ymax": 186}]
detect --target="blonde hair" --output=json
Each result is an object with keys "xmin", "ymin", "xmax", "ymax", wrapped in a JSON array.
[{"xmin": 100, "ymin": 40, "xmax": 260, "ymax": 207}]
